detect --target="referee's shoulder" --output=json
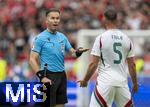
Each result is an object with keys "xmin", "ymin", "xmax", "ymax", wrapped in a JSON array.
[
  {"xmin": 34, "ymin": 30, "xmax": 46, "ymax": 41},
  {"xmin": 57, "ymin": 31, "xmax": 67, "ymax": 38},
  {"xmin": 40, "ymin": 30, "xmax": 48, "ymax": 36},
  {"xmin": 39, "ymin": 30, "xmax": 47, "ymax": 36},
  {"xmin": 57, "ymin": 31, "xmax": 64, "ymax": 35}
]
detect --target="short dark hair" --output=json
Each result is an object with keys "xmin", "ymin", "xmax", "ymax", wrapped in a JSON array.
[
  {"xmin": 104, "ymin": 7, "xmax": 117, "ymax": 21},
  {"xmin": 46, "ymin": 8, "xmax": 60, "ymax": 16}
]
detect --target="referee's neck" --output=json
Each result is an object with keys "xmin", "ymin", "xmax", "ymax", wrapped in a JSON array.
[{"xmin": 47, "ymin": 28, "xmax": 57, "ymax": 34}]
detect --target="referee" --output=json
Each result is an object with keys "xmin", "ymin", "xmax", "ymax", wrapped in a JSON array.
[{"xmin": 29, "ymin": 8, "xmax": 89, "ymax": 107}]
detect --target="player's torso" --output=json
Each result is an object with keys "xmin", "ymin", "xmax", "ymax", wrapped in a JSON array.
[{"xmin": 97, "ymin": 29, "xmax": 131, "ymax": 86}]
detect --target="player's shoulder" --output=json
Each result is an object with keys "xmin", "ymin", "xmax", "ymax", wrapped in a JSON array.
[
  {"xmin": 96, "ymin": 30, "xmax": 107, "ymax": 39},
  {"xmin": 94, "ymin": 34, "xmax": 102, "ymax": 43},
  {"xmin": 93, "ymin": 30, "xmax": 106, "ymax": 41},
  {"xmin": 96, "ymin": 29, "xmax": 111, "ymax": 38}
]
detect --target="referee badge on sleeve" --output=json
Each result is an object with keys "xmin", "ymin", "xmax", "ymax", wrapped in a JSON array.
[{"xmin": 61, "ymin": 44, "xmax": 65, "ymax": 53}]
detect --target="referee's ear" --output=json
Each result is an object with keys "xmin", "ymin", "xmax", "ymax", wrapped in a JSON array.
[{"xmin": 45, "ymin": 17, "xmax": 49, "ymax": 25}]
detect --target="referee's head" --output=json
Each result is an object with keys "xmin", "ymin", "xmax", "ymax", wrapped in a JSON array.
[{"xmin": 104, "ymin": 6, "xmax": 117, "ymax": 22}]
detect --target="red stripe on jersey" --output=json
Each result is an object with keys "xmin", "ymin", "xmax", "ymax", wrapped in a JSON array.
[
  {"xmin": 95, "ymin": 87, "xmax": 108, "ymax": 107},
  {"xmin": 129, "ymin": 42, "xmax": 132, "ymax": 51},
  {"xmin": 124, "ymin": 100, "xmax": 133, "ymax": 107},
  {"xmin": 100, "ymin": 37, "xmax": 102, "ymax": 48}
]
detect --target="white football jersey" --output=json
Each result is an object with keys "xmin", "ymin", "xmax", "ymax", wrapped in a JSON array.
[{"xmin": 91, "ymin": 29, "xmax": 134, "ymax": 87}]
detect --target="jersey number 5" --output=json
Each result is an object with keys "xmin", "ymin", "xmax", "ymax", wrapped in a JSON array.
[{"xmin": 113, "ymin": 42, "xmax": 122, "ymax": 64}]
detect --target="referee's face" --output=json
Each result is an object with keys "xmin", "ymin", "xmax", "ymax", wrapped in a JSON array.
[{"xmin": 46, "ymin": 12, "xmax": 60, "ymax": 32}]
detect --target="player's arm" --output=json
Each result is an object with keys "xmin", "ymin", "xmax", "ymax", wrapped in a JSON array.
[
  {"xmin": 127, "ymin": 57, "xmax": 138, "ymax": 93},
  {"xmin": 77, "ymin": 55, "xmax": 100, "ymax": 87},
  {"xmin": 29, "ymin": 51, "xmax": 40, "ymax": 73},
  {"xmin": 127, "ymin": 40, "xmax": 138, "ymax": 93}
]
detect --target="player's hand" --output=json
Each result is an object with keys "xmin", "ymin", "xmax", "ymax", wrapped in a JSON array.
[
  {"xmin": 132, "ymin": 83, "xmax": 138, "ymax": 94},
  {"xmin": 77, "ymin": 80, "xmax": 88, "ymax": 87},
  {"xmin": 41, "ymin": 77, "xmax": 53, "ymax": 85}
]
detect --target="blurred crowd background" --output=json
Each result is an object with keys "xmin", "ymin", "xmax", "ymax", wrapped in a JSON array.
[{"xmin": 0, "ymin": 0, "xmax": 149, "ymax": 82}]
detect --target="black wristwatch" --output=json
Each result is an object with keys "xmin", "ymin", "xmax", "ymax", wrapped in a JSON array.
[
  {"xmin": 75, "ymin": 47, "xmax": 83, "ymax": 57},
  {"xmin": 36, "ymin": 64, "xmax": 48, "ymax": 80},
  {"xmin": 36, "ymin": 70, "xmax": 45, "ymax": 80}
]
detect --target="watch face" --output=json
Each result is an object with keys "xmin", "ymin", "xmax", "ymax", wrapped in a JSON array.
[{"xmin": 38, "ymin": 73, "xmax": 41, "ymax": 77}]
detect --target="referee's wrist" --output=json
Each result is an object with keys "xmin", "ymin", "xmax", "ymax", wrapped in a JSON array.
[
  {"xmin": 75, "ymin": 47, "xmax": 83, "ymax": 57},
  {"xmin": 36, "ymin": 70, "xmax": 45, "ymax": 80}
]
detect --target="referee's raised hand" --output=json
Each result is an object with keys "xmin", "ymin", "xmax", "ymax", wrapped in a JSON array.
[
  {"xmin": 75, "ymin": 47, "xmax": 89, "ymax": 57},
  {"xmin": 77, "ymin": 47, "xmax": 89, "ymax": 53}
]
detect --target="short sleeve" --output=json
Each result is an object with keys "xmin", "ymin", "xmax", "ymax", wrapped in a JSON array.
[
  {"xmin": 91, "ymin": 36, "xmax": 101, "ymax": 57},
  {"xmin": 65, "ymin": 37, "xmax": 72, "ymax": 52},
  {"xmin": 31, "ymin": 37, "xmax": 43, "ymax": 53},
  {"xmin": 127, "ymin": 41, "xmax": 135, "ymax": 58}
]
